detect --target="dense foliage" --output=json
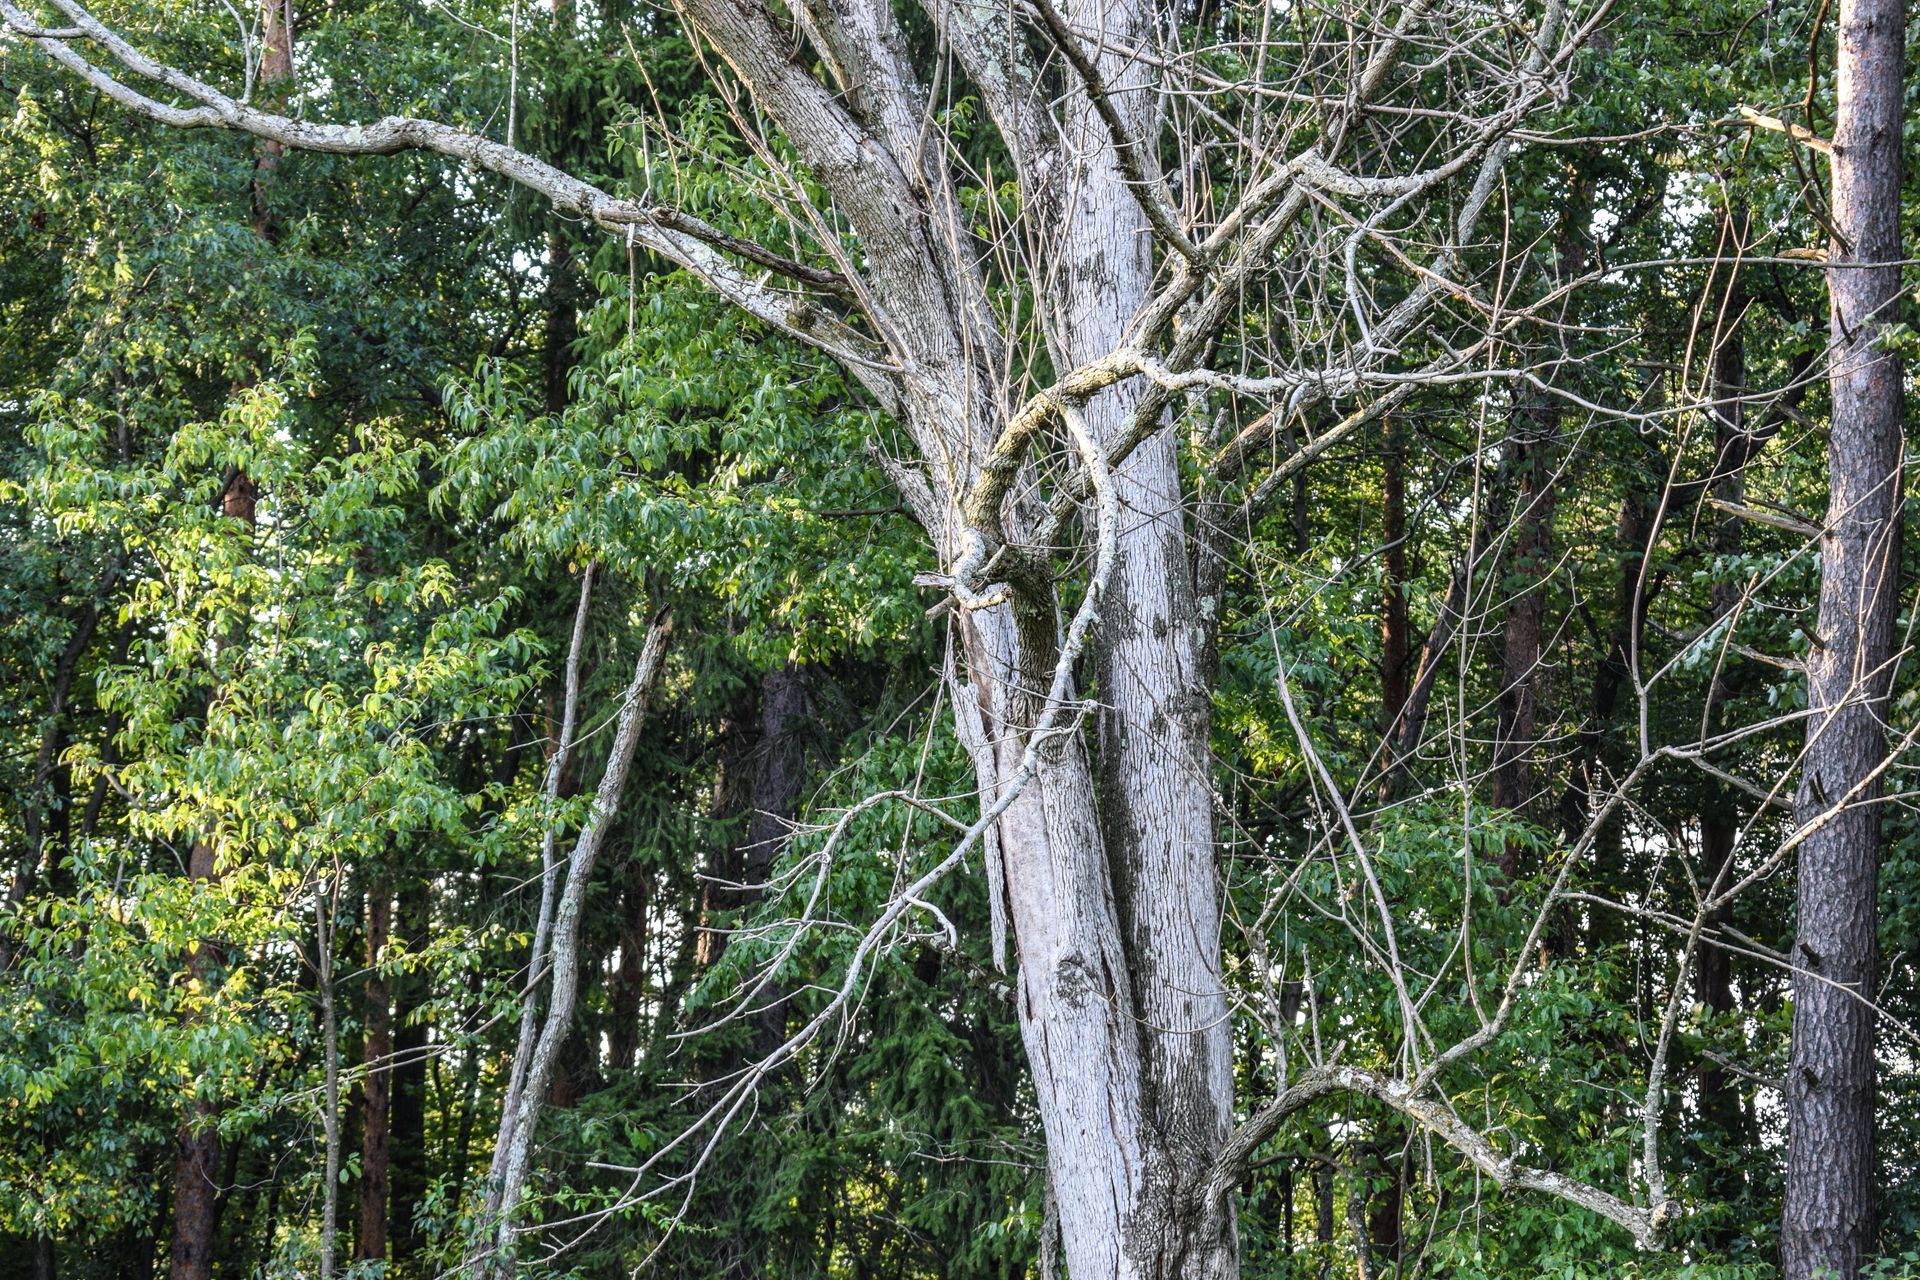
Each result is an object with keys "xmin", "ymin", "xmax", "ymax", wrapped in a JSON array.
[{"xmin": 2, "ymin": 0, "xmax": 1918, "ymax": 1277}]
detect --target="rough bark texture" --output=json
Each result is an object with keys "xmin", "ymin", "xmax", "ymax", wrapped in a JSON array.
[
  {"xmin": 894, "ymin": 0, "xmax": 1236, "ymax": 1260},
  {"xmin": 1783, "ymin": 1, "xmax": 1904, "ymax": 1274}
]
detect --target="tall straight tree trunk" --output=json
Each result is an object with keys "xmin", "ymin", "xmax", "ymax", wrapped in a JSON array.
[
  {"xmin": 1492, "ymin": 170, "xmax": 1592, "ymax": 881},
  {"xmin": 358, "ymin": 889, "xmax": 392, "ymax": 1264},
  {"xmin": 1697, "ymin": 234, "xmax": 1749, "ymax": 1216},
  {"xmin": 1381, "ymin": 417, "xmax": 1411, "ymax": 746},
  {"xmin": 693, "ymin": 682, "xmax": 762, "ymax": 973},
  {"xmin": 607, "ymin": 856, "xmax": 650, "ymax": 1075},
  {"xmin": 1491, "ymin": 420, "xmax": 1555, "ymax": 880},
  {"xmin": 1784, "ymin": 2, "xmax": 1904, "ymax": 1274},
  {"xmin": 388, "ymin": 880, "xmax": 429, "ymax": 1262}
]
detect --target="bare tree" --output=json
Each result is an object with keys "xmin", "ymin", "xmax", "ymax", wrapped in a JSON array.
[{"xmin": 474, "ymin": 590, "xmax": 673, "ymax": 1276}]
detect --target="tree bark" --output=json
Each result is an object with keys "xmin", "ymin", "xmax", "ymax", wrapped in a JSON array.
[
  {"xmin": 357, "ymin": 889, "xmax": 392, "ymax": 1264},
  {"xmin": 607, "ymin": 854, "xmax": 650, "ymax": 1075},
  {"xmin": 1491, "ymin": 403, "xmax": 1557, "ymax": 883},
  {"xmin": 388, "ymin": 879, "xmax": 429, "ymax": 1262},
  {"xmin": 1048, "ymin": 6, "xmax": 1235, "ymax": 1271},
  {"xmin": 473, "ymin": 614, "xmax": 672, "ymax": 1276},
  {"xmin": 900, "ymin": 106, "xmax": 1245, "ymax": 1280},
  {"xmin": 1783, "ymin": 1, "xmax": 1904, "ymax": 1274},
  {"xmin": 1381, "ymin": 417, "xmax": 1411, "ymax": 743},
  {"xmin": 1697, "ymin": 235, "xmax": 1749, "ymax": 1220}
]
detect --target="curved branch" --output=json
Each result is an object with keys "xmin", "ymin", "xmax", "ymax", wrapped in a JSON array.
[
  {"xmin": 0, "ymin": 0, "xmax": 899, "ymax": 404},
  {"xmin": 1211, "ymin": 1064, "xmax": 1676, "ymax": 1251}
]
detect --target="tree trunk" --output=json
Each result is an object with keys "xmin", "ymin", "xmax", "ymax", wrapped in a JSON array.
[
  {"xmin": 1381, "ymin": 417, "xmax": 1411, "ymax": 745},
  {"xmin": 168, "ymin": 469, "xmax": 259, "ymax": 1280},
  {"xmin": 389, "ymin": 880, "xmax": 429, "ymax": 1262},
  {"xmin": 959, "ymin": 83, "xmax": 1233, "ymax": 1280},
  {"xmin": 607, "ymin": 854, "xmax": 650, "ymax": 1075},
  {"xmin": 1783, "ymin": 2, "xmax": 1904, "ymax": 1274},
  {"xmin": 168, "ymin": 857, "xmax": 223, "ymax": 1280},
  {"xmin": 1491, "ymin": 407, "xmax": 1557, "ymax": 881},
  {"xmin": 693, "ymin": 681, "xmax": 762, "ymax": 973},
  {"xmin": 358, "ymin": 889, "xmax": 392, "ymax": 1264},
  {"xmin": 947, "ymin": 3, "xmax": 1234, "ymax": 1271},
  {"xmin": 473, "ymin": 616, "xmax": 672, "ymax": 1275},
  {"xmin": 1697, "ymin": 236, "xmax": 1748, "ymax": 1223},
  {"xmin": 168, "ymin": 6, "xmax": 290, "ymax": 1268}
]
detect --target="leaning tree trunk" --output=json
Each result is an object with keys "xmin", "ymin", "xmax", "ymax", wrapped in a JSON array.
[
  {"xmin": 472, "ymin": 613, "xmax": 672, "ymax": 1277},
  {"xmin": 1783, "ymin": 1, "xmax": 1904, "ymax": 1275}
]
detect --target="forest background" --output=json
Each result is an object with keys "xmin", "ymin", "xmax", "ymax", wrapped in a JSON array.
[{"xmin": 2, "ymin": 0, "xmax": 1919, "ymax": 1277}]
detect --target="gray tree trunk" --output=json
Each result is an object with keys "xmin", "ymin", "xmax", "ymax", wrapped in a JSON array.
[{"xmin": 951, "ymin": 0, "xmax": 1234, "ymax": 1272}]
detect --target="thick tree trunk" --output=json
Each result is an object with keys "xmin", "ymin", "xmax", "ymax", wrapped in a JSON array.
[
  {"xmin": 1783, "ymin": 2, "xmax": 1904, "ymax": 1274},
  {"xmin": 944, "ymin": 4, "xmax": 1234, "ymax": 1273},
  {"xmin": 984, "ymin": 5, "xmax": 1233, "ymax": 1267}
]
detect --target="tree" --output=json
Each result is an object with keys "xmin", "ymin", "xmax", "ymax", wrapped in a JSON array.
[
  {"xmin": 1783, "ymin": 0, "xmax": 1905, "ymax": 1275},
  {"xmin": 0, "ymin": 0, "xmax": 1706, "ymax": 1273},
  {"xmin": 11, "ymin": 0, "xmax": 1920, "ymax": 1276}
]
